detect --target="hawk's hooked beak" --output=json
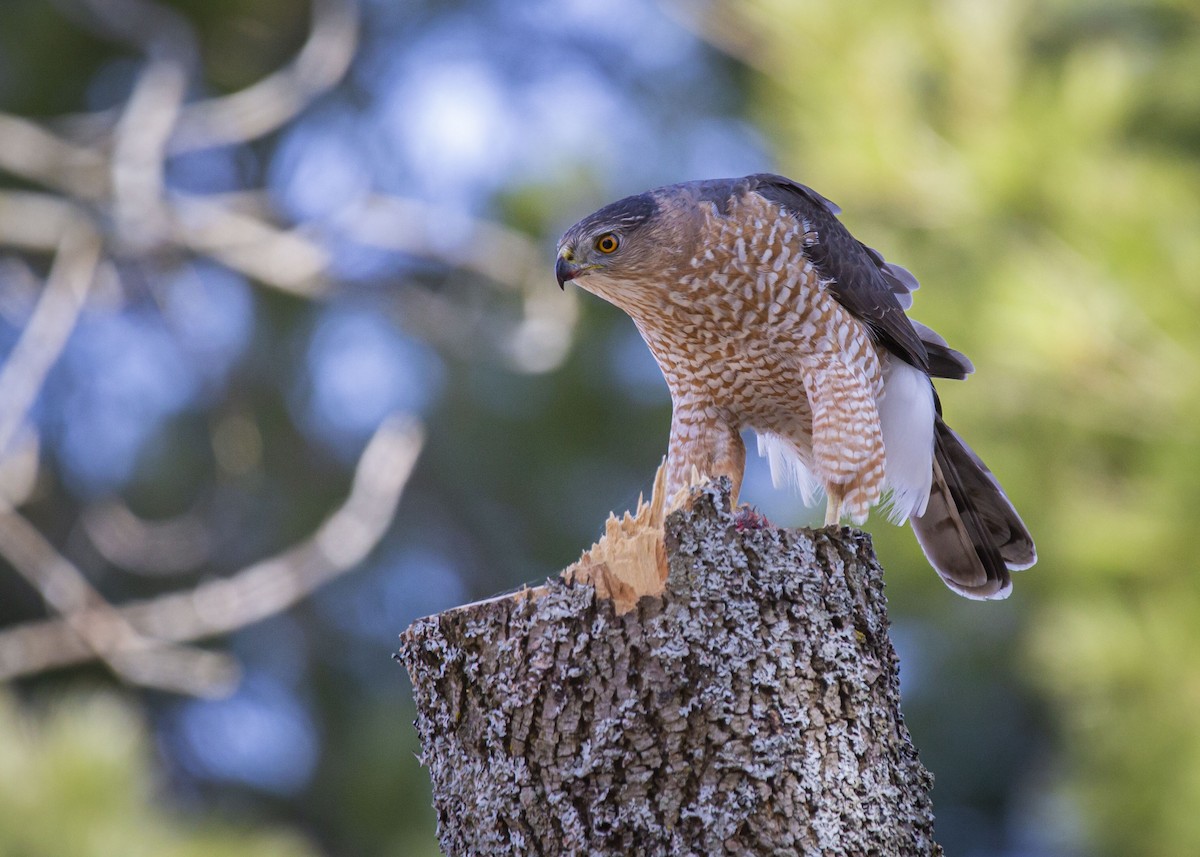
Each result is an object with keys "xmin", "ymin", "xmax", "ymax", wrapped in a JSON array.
[{"xmin": 555, "ymin": 252, "xmax": 581, "ymax": 290}]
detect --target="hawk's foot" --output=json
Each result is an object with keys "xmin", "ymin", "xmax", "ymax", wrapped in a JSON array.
[{"xmin": 734, "ymin": 504, "xmax": 770, "ymax": 532}]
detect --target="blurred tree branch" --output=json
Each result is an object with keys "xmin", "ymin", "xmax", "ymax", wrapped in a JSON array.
[
  {"xmin": 80, "ymin": 501, "xmax": 214, "ymax": 578},
  {"xmin": 169, "ymin": 0, "xmax": 360, "ymax": 152},
  {"xmin": 0, "ymin": 0, "xmax": 523, "ymax": 697},
  {"xmin": 0, "ymin": 414, "xmax": 423, "ymax": 690},
  {"xmin": 0, "ymin": 219, "xmax": 99, "ymax": 458},
  {"xmin": 0, "ymin": 500, "xmax": 240, "ymax": 697}
]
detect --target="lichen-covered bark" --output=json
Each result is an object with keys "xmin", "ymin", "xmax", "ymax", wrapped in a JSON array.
[{"xmin": 398, "ymin": 481, "xmax": 941, "ymax": 856}]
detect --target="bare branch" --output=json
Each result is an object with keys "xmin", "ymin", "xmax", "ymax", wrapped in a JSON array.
[
  {"xmin": 0, "ymin": 0, "xmax": 534, "ymax": 694},
  {"xmin": 170, "ymin": 193, "xmax": 330, "ymax": 296},
  {"xmin": 0, "ymin": 414, "xmax": 424, "ymax": 684},
  {"xmin": 0, "ymin": 220, "xmax": 100, "ymax": 460},
  {"xmin": 0, "ymin": 0, "xmax": 354, "ymax": 200},
  {"xmin": 0, "ymin": 503, "xmax": 239, "ymax": 697},
  {"xmin": 111, "ymin": 57, "xmax": 188, "ymax": 252},
  {"xmin": 81, "ymin": 501, "xmax": 213, "ymax": 577},
  {"xmin": 0, "ymin": 192, "xmax": 88, "ymax": 252},
  {"xmin": 336, "ymin": 194, "xmax": 578, "ymax": 372},
  {"xmin": 0, "ymin": 114, "xmax": 108, "ymax": 199},
  {"xmin": 170, "ymin": 0, "xmax": 360, "ymax": 152},
  {"xmin": 339, "ymin": 194, "xmax": 544, "ymax": 289},
  {"xmin": 0, "ymin": 431, "xmax": 40, "ymax": 510}
]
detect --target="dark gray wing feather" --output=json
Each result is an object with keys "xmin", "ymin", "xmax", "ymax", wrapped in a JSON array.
[
  {"xmin": 750, "ymin": 173, "xmax": 930, "ymax": 373},
  {"xmin": 911, "ymin": 320, "xmax": 974, "ymax": 380},
  {"xmin": 860, "ymin": 242, "xmax": 919, "ymax": 308}
]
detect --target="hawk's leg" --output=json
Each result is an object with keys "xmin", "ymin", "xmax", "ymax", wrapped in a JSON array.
[
  {"xmin": 804, "ymin": 360, "xmax": 886, "ymax": 525},
  {"xmin": 665, "ymin": 404, "xmax": 745, "ymax": 504},
  {"xmin": 823, "ymin": 485, "xmax": 845, "ymax": 527}
]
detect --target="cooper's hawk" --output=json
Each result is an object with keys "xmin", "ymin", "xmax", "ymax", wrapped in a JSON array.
[{"xmin": 555, "ymin": 173, "xmax": 1036, "ymax": 599}]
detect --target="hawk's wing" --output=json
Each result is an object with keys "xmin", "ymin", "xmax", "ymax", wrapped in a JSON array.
[{"xmin": 751, "ymin": 174, "xmax": 932, "ymax": 374}]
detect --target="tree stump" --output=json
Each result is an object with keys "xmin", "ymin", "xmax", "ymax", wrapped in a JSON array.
[{"xmin": 397, "ymin": 478, "xmax": 941, "ymax": 856}]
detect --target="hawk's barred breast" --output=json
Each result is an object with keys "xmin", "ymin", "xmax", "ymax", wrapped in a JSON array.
[{"xmin": 643, "ymin": 189, "xmax": 890, "ymax": 525}]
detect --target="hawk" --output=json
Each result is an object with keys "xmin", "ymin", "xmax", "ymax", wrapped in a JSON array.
[{"xmin": 555, "ymin": 174, "xmax": 1036, "ymax": 599}]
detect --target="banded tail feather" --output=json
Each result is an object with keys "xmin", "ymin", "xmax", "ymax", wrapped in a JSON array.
[{"xmin": 909, "ymin": 416, "xmax": 1036, "ymax": 600}]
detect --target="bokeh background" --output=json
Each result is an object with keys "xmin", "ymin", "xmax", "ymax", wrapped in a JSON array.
[{"xmin": 1, "ymin": 0, "xmax": 1197, "ymax": 854}]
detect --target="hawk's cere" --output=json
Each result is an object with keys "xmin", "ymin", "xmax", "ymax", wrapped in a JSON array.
[{"xmin": 555, "ymin": 173, "xmax": 1036, "ymax": 599}]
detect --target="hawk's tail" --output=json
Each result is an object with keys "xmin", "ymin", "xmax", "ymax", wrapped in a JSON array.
[{"xmin": 909, "ymin": 416, "xmax": 1036, "ymax": 599}]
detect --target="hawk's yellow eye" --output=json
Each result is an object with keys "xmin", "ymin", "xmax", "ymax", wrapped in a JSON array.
[{"xmin": 595, "ymin": 233, "xmax": 619, "ymax": 254}]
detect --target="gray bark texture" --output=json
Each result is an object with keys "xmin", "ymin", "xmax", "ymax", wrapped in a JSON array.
[{"xmin": 397, "ymin": 481, "xmax": 941, "ymax": 856}]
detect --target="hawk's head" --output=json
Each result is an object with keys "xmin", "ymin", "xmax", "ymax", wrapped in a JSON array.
[{"xmin": 555, "ymin": 191, "xmax": 668, "ymax": 297}]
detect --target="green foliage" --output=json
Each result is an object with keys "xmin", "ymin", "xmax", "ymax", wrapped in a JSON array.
[
  {"xmin": 733, "ymin": 1, "xmax": 1200, "ymax": 854},
  {"xmin": 0, "ymin": 691, "xmax": 317, "ymax": 857}
]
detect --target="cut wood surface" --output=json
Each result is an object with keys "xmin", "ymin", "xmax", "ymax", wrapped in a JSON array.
[{"xmin": 398, "ymin": 477, "xmax": 941, "ymax": 856}]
